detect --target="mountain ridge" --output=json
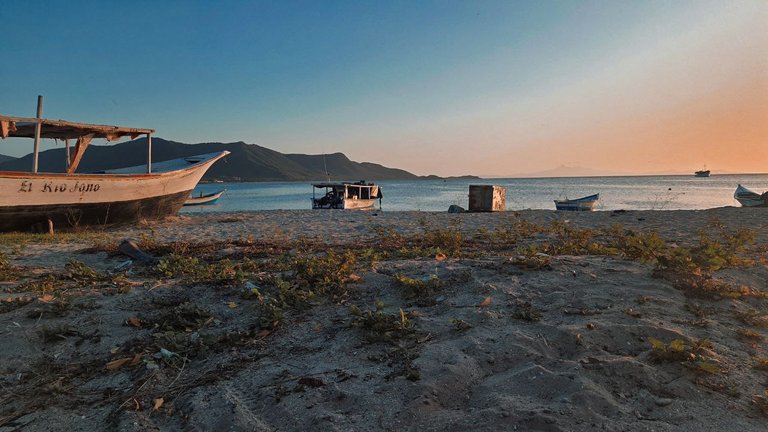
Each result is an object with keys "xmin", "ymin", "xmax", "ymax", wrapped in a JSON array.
[{"xmin": 0, "ymin": 138, "xmax": 460, "ymax": 182}]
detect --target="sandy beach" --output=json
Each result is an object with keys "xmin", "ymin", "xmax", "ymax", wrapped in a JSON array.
[{"xmin": 1, "ymin": 208, "xmax": 768, "ymax": 431}]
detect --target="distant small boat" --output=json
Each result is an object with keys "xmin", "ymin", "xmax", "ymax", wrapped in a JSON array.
[
  {"xmin": 184, "ymin": 190, "xmax": 225, "ymax": 206},
  {"xmin": 554, "ymin": 193, "xmax": 599, "ymax": 211},
  {"xmin": 695, "ymin": 169, "xmax": 710, "ymax": 177},
  {"xmin": 312, "ymin": 181, "xmax": 382, "ymax": 210},
  {"xmin": 734, "ymin": 184, "xmax": 767, "ymax": 207}
]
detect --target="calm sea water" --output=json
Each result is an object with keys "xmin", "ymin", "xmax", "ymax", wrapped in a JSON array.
[{"xmin": 180, "ymin": 174, "xmax": 768, "ymax": 214}]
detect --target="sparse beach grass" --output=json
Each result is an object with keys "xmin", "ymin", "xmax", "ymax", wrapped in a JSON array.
[
  {"xmin": 1, "ymin": 208, "xmax": 768, "ymax": 430},
  {"xmin": 0, "ymin": 229, "xmax": 112, "ymax": 247}
]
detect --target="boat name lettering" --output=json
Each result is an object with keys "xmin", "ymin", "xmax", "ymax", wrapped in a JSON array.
[
  {"xmin": 32, "ymin": 181, "xmax": 101, "ymax": 193},
  {"xmin": 42, "ymin": 182, "xmax": 68, "ymax": 193},
  {"xmin": 69, "ymin": 182, "xmax": 101, "ymax": 193}
]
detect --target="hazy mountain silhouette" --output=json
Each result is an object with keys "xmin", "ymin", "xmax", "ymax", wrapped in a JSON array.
[
  {"xmin": 0, "ymin": 138, "xmax": 422, "ymax": 181},
  {"xmin": 508, "ymin": 165, "xmax": 631, "ymax": 178}
]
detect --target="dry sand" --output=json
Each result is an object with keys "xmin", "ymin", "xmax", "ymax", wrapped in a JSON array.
[{"xmin": 1, "ymin": 208, "xmax": 768, "ymax": 431}]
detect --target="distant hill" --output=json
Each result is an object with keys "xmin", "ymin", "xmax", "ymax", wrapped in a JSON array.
[
  {"xmin": 0, "ymin": 154, "xmax": 16, "ymax": 164},
  {"xmin": 0, "ymin": 138, "xmax": 421, "ymax": 182},
  {"xmin": 420, "ymin": 174, "xmax": 481, "ymax": 181}
]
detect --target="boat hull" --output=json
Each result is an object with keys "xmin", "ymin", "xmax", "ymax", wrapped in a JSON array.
[
  {"xmin": 554, "ymin": 201, "xmax": 597, "ymax": 211},
  {"xmin": 0, "ymin": 191, "xmax": 190, "ymax": 232},
  {"xmin": 735, "ymin": 198, "xmax": 767, "ymax": 207},
  {"xmin": 734, "ymin": 185, "xmax": 767, "ymax": 207},
  {"xmin": 343, "ymin": 198, "xmax": 377, "ymax": 210},
  {"xmin": 0, "ymin": 151, "xmax": 228, "ymax": 231},
  {"xmin": 312, "ymin": 198, "xmax": 377, "ymax": 210},
  {"xmin": 554, "ymin": 194, "xmax": 599, "ymax": 211}
]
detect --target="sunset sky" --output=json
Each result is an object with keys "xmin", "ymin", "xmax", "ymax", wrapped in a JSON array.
[{"xmin": 2, "ymin": 0, "xmax": 766, "ymax": 176}]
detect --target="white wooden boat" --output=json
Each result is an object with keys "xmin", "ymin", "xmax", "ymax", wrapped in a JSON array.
[
  {"xmin": 184, "ymin": 190, "xmax": 225, "ymax": 206},
  {"xmin": 554, "ymin": 193, "xmax": 599, "ymax": 211},
  {"xmin": 734, "ymin": 184, "xmax": 767, "ymax": 207},
  {"xmin": 0, "ymin": 104, "xmax": 229, "ymax": 232},
  {"xmin": 311, "ymin": 181, "xmax": 382, "ymax": 210}
]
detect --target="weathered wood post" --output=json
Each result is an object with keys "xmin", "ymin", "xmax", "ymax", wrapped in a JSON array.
[
  {"xmin": 33, "ymin": 95, "xmax": 43, "ymax": 173},
  {"xmin": 147, "ymin": 133, "xmax": 152, "ymax": 173},
  {"xmin": 64, "ymin": 139, "xmax": 70, "ymax": 170}
]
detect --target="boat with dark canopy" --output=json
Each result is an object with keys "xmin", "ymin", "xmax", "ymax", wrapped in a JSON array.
[{"xmin": 311, "ymin": 181, "xmax": 382, "ymax": 210}]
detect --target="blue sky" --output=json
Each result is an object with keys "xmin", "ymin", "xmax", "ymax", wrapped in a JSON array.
[{"xmin": 2, "ymin": 1, "xmax": 766, "ymax": 176}]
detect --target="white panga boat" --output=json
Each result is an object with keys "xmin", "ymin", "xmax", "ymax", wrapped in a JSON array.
[
  {"xmin": 0, "ymin": 102, "xmax": 229, "ymax": 232},
  {"xmin": 554, "ymin": 193, "xmax": 599, "ymax": 211},
  {"xmin": 184, "ymin": 190, "xmax": 225, "ymax": 206},
  {"xmin": 734, "ymin": 184, "xmax": 767, "ymax": 207},
  {"xmin": 311, "ymin": 181, "xmax": 382, "ymax": 210}
]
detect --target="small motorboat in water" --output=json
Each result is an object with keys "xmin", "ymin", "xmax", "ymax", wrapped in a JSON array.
[
  {"xmin": 554, "ymin": 193, "xmax": 599, "ymax": 211},
  {"xmin": 184, "ymin": 190, "xmax": 225, "ymax": 206},
  {"xmin": 734, "ymin": 184, "xmax": 767, "ymax": 207},
  {"xmin": 311, "ymin": 181, "xmax": 382, "ymax": 210}
]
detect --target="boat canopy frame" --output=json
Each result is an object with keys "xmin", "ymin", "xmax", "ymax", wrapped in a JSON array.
[{"xmin": 0, "ymin": 97, "xmax": 156, "ymax": 175}]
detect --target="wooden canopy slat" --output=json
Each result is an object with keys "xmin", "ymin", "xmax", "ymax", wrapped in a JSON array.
[{"xmin": 0, "ymin": 114, "xmax": 153, "ymax": 140}]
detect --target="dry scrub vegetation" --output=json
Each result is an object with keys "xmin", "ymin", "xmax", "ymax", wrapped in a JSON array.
[{"xmin": 1, "ymin": 212, "xmax": 767, "ymax": 430}]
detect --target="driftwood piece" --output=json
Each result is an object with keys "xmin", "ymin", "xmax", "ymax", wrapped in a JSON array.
[{"xmin": 119, "ymin": 239, "xmax": 159, "ymax": 264}]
